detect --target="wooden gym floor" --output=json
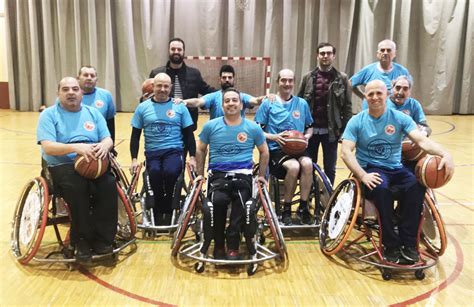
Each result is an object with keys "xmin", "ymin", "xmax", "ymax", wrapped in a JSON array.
[{"xmin": 0, "ymin": 109, "xmax": 472, "ymax": 306}]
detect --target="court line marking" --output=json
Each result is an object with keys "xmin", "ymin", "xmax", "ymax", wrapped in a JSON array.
[
  {"xmin": 389, "ymin": 232, "xmax": 464, "ymax": 306},
  {"xmin": 437, "ymin": 191, "xmax": 474, "ymax": 212},
  {"xmin": 78, "ymin": 266, "xmax": 176, "ymax": 307}
]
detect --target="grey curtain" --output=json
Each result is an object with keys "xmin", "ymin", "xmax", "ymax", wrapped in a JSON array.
[{"xmin": 6, "ymin": 0, "xmax": 473, "ymax": 114}]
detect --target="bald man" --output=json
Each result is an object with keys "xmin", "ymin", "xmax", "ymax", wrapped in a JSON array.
[
  {"xmin": 341, "ymin": 80, "xmax": 454, "ymax": 264},
  {"xmin": 255, "ymin": 69, "xmax": 314, "ymax": 226},
  {"xmin": 37, "ymin": 77, "xmax": 117, "ymax": 263},
  {"xmin": 130, "ymin": 73, "xmax": 196, "ymax": 225}
]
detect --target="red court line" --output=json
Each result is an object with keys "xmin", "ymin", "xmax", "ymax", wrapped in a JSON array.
[
  {"xmin": 389, "ymin": 233, "xmax": 464, "ymax": 307},
  {"xmin": 78, "ymin": 266, "xmax": 177, "ymax": 307}
]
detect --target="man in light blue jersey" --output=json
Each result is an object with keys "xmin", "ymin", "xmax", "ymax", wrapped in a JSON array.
[
  {"xmin": 341, "ymin": 80, "xmax": 454, "ymax": 264},
  {"xmin": 255, "ymin": 69, "xmax": 314, "ymax": 226},
  {"xmin": 179, "ymin": 65, "xmax": 266, "ymax": 119},
  {"xmin": 77, "ymin": 66, "xmax": 116, "ymax": 142},
  {"xmin": 350, "ymin": 39, "xmax": 412, "ymax": 99},
  {"xmin": 37, "ymin": 77, "xmax": 117, "ymax": 263},
  {"xmin": 196, "ymin": 88, "xmax": 269, "ymax": 260},
  {"xmin": 130, "ymin": 73, "xmax": 196, "ymax": 225}
]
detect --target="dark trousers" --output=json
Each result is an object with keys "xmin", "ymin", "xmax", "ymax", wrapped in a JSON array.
[
  {"xmin": 145, "ymin": 149, "xmax": 183, "ymax": 218},
  {"xmin": 307, "ymin": 133, "xmax": 338, "ymax": 185},
  {"xmin": 49, "ymin": 164, "xmax": 118, "ymax": 246},
  {"xmin": 208, "ymin": 174, "xmax": 252, "ymax": 250},
  {"xmin": 364, "ymin": 165, "xmax": 425, "ymax": 248}
]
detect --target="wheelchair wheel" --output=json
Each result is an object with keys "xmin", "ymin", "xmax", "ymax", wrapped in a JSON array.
[
  {"xmin": 319, "ymin": 178, "xmax": 361, "ymax": 255},
  {"xmin": 313, "ymin": 163, "xmax": 333, "ymax": 219},
  {"xmin": 171, "ymin": 179, "xmax": 203, "ymax": 257},
  {"xmin": 11, "ymin": 177, "xmax": 50, "ymax": 264},
  {"xmin": 116, "ymin": 183, "xmax": 137, "ymax": 240},
  {"xmin": 421, "ymin": 190, "xmax": 447, "ymax": 256}
]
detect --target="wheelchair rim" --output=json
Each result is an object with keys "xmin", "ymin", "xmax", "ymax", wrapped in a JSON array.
[{"xmin": 421, "ymin": 190, "xmax": 447, "ymax": 256}]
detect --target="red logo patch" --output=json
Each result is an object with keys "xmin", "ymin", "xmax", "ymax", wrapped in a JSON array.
[
  {"xmin": 95, "ymin": 100, "xmax": 104, "ymax": 108},
  {"xmin": 166, "ymin": 109, "xmax": 176, "ymax": 118},
  {"xmin": 385, "ymin": 124, "xmax": 395, "ymax": 135},
  {"xmin": 292, "ymin": 111, "xmax": 300, "ymax": 119},
  {"xmin": 237, "ymin": 132, "xmax": 248, "ymax": 143},
  {"xmin": 402, "ymin": 110, "xmax": 410, "ymax": 115},
  {"xmin": 84, "ymin": 121, "xmax": 95, "ymax": 131}
]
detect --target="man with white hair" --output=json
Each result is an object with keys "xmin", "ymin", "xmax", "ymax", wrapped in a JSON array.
[{"xmin": 350, "ymin": 39, "xmax": 412, "ymax": 99}]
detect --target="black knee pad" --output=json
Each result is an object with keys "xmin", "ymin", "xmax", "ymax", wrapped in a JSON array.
[
  {"xmin": 242, "ymin": 198, "xmax": 258, "ymax": 240},
  {"xmin": 201, "ymin": 198, "xmax": 214, "ymax": 242}
]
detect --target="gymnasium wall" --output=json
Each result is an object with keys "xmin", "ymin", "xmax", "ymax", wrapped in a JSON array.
[{"xmin": 0, "ymin": 0, "xmax": 9, "ymax": 109}]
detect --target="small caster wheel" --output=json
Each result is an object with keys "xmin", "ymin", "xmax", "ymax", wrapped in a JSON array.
[
  {"xmin": 194, "ymin": 262, "xmax": 205, "ymax": 273},
  {"xmin": 258, "ymin": 234, "xmax": 266, "ymax": 245},
  {"xmin": 195, "ymin": 233, "xmax": 201, "ymax": 242},
  {"xmin": 415, "ymin": 269, "xmax": 425, "ymax": 280},
  {"xmin": 247, "ymin": 263, "xmax": 258, "ymax": 276},
  {"xmin": 382, "ymin": 269, "xmax": 392, "ymax": 281}
]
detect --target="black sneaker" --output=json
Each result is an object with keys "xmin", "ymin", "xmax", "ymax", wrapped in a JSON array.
[
  {"xmin": 401, "ymin": 246, "xmax": 420, "ymax": 263},
  {"xmin": 93, "ymin": 241, "xmax": 114, "ymax": 255},
  {"xmin": 213, "ymin": 247, "xmax": 226, "ymax": 260},
  {"xmin": 226, "ymin": 249, "xmax": 240, "ymax": 260},
  {"xmin": 281, "ymin": 209, "xmax": 292, "ymax": 225},
  {"xmin": 75, "ymin": 239, "xmax": 92, "ymax": 263},
  {"xmin": 296, "ymin": 207, "xmax": 311, "ymax": 225},
  {"xmin": 383, "ymin": 246, "xmax": 401, "ymax": 264}
]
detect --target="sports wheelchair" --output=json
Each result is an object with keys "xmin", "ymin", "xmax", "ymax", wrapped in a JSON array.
[
  {"xmin": 171, "ymin": 173, "xmax": 287, "ymax": 276},
  {"xmin": 10, "ymin": 154, "xmax": 138, "ymax": 265},
  {"xmin": 319, "ymin": 177, "xmax": 447, "ymax": 280},
  {"xmin": 269, "ymin": 163, "xmax": 333, "ymax": 229}
]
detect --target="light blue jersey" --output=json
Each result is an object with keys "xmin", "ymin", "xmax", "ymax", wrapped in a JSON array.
[
  {"xmin": 131, "ymin": 98, "xmax": 193, "ymax": 152},
  {"xmin": 199, "ymin": 117, "xmax": 265, "ymax": 172},
  {"xmin": 351, "ymin": 62, "xmax": 412, "ymax": 92},
  {"xmin": 37, "ymin": 102, "xmax": 110, "ymax": 166},
  {"xmin": 81, "ymin": 87, "xmax": 116, "ymax": 120},
  {"xmin": 255, "ymin": 96, "xmax": 313, "ymax": 151},
  {"xmin": 362, "ymin": 97, "xmax": 396, "ymax": 110},
  {"xmin": 342, "ymin": 108, "xmax": 417, "ymax": 169},
  {"xmin": 202, "ymin": 90, "xmax": 253, "ymax": 119}
]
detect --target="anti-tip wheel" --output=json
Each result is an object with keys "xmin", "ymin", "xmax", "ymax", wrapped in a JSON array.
[
  {"xmin": 194, "ymin": 262, "xmax": 205, "ymax": 273},
  {"xmin": 415, "ymin": 269, "xmax": 425, "ymax": 280},
  {"xmin": 382, "ymin": 269, "xmax": 392, "ymax": 281},
  {"xmin": 247, "ymin": 263, "xmax": 258, "ymax": 276}
]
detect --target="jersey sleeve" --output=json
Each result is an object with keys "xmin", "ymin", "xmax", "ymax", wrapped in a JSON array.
[
  {"xmin": 36, "ymin": 109, "xmax": 57, "ymax": 144},
  {"xmin": 131, "ymin": 104, "xmax": 144, "ymax": 129},
  {"xmin": 94, "ymin": 109, "xmax": 111, "ymax": 140},
  {"xmin": 341, "ymin": 116, "xmax": 359, "ymax": 142},
  {"xmin": 350, "ymin": 66, "xmax": 369, "ymax": 87},
  {"xmin": 254, "ymin": 100, "xmax": 269, "ymax": 125},
  {"xmin": 252, "ymin": 123, "xmax": 266, "ymax": 146},
  {"xmin": 241, "ymin": 93, "xmax": 254, "ymax": 108},
  {"xmin": 412, "ymin": 99, "xmax": 426, "ymax": 124},
  {"xmin": 105, "ymin": 91, "xmax": 116, "ymax": 119},
  {"xmin": 201, "ymin": 92, "xmax": 215, "ymax": 110},
  {"xmin": 302, "ymin": 99, "xmax": 313, "ymax": 126},
  {"xmin": 198, "ymin": 122, "xmax": 211, "ymax": 144},
  {"xmin": 180, "ymin": 104, "xmax": 194, "ymax": 128}
]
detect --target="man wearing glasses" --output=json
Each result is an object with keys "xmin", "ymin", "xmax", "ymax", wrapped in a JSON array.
[
  {"xmin": 350, "ymin": 39, "xmax": 412, "ymax": 99},
  {"xmin": 297, "ymin": 42, "xmax": 352, "ymax": 185}
]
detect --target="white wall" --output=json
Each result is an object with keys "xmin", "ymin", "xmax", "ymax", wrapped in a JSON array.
[{"xmin": 0, "ymin": 0, "xmax": 8, "ymax": 82}]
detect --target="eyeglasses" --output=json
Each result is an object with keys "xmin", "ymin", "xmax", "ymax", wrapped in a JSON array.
[
  {"xmin": 394, "ymin": 85, "xmax": 410, "ymax": 91},
  {"xmin": 319, "ymin": 51, "xmax": 333, "ymax": 56},
  {"xmin": 379, "ymin": 48, "xmax": 392, "ymax": 53}
]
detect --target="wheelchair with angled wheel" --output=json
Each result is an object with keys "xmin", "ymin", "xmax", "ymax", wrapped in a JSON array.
[
  {"xmin": 10, "ymin": 153, "xmax": 138, "ymax": 266},
  {"xmin": 269, "ymin": 162, "xmax": 333, "ymax": 230},
  {"xmin": 319, "ymin": 176, "xmax": 447, "ymax": 280},
  {"xmin": 171, "ymin": 172, "xmax": 287, "ymax": 276}
]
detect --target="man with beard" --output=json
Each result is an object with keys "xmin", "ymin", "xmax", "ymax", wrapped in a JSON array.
[
  {"xmin": 297, "ymin": 42, "xmax": 352, "ymax": 185},
  {"xmin": 179, "ymin": 65, "xmax": 267, "ymax": 119},
  {"xmin": 255, "ymin": 69, "xmax": 314, "ymax": 226},
  {"xmin": 37, "ymin": 77, "xmax": 117, "ymax": 263},
  {"xmin": 149, "ymin": 38, "xmax": 215, "ymax": 130},
  {"xmin": 130, "ymin": 73, "xmax": 196, "ymax": 226},
  {"xmin": 350, "ymin": 39, "xmax": 412, "ymax": 99},
  {"xmin": 77, "ymin": 66, "xmax": 116, "ymax": 142}
]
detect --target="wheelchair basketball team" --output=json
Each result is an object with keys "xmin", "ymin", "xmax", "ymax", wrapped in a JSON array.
[{"xmin": 33, "ymin": 37, "xmax": 454, "ymax": 269}]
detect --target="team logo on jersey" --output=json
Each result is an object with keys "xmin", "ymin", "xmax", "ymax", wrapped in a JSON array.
[
  {"xmin": 402, "ymin": 110, "xmax": 411, "ymax": 116},
  {"xmin": 95, "ymin": 100, "xmax": 104, "ymax": 108},
  {"xmin": 367, "ymin": 139, "xmax": 392, "ymax": 160},
  {"xmin": 166, "ymin": 109, "xmax": 176, "ymax": 118},
  {"xmin": 83, "ymin": 121, "xmax": 95, "ymax": 131},
  {"xmin": 218, "ymin": 144, "xmax": 242, "ymax": 156},
  {"xmin": 385, "ymin": 125, "xmax": 395, "ymax": 135},
  {"xmin": 237, "ymin": 132, "xmax": 247, "ymax": 143},
  {"xmin": 292, "ymin": 111, "xmax": 301, "ymax": 119}
]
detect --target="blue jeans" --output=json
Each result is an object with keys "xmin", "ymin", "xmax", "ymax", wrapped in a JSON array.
[{"xmin": 307, "ymin": 133, "xmax": 338, "ymax": 185}]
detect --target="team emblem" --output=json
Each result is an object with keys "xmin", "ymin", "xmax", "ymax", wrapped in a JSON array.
[
  {"xmin": 237, "ymin": 132, "xmax": 247, "ymax": 143},
  {"xmin": 292, "ymin": 111, "xmax": 301, "ymax": 119},
  {"xmin": 166, "ymin": 109, "xmax": 176, "ymax": 118},
  {"xmin": 385, "ymin": 125, "xmax": 395, "ymax": 135},
  {"xmin": 84, "ymin": 121, "xmax": 95, "ymax": 131},
  {"xmin": 95, "ymin": 100, "xmax": 104, "ymax": 108}
]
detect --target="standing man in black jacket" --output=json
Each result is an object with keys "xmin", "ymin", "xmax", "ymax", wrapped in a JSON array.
[
  {"xmin": 149, "ymin": 38, "xmax": 216, "ymax": 131},
  {"xmin": 297, "ymin": 42, "xmax": 352, "ymax": 185}
]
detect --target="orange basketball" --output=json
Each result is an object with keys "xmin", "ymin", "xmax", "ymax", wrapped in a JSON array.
[
  {"xmin": 74, "ymin": 155, "xmax": 109, "ymax": 179},
  {"xmin": 415, "ymin": 155, "xmax": 450, "ymax": 189},
  {"xmin": 141, "ymin": 78, "xmax": 154, "ymax": 100},
  {"xmin": 281, "ymin": 130, "xmax": 307, "ymax": 156},
  {"xmin": 402, "ymin": 139, "xmax": 426, "ymax": 161}
]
